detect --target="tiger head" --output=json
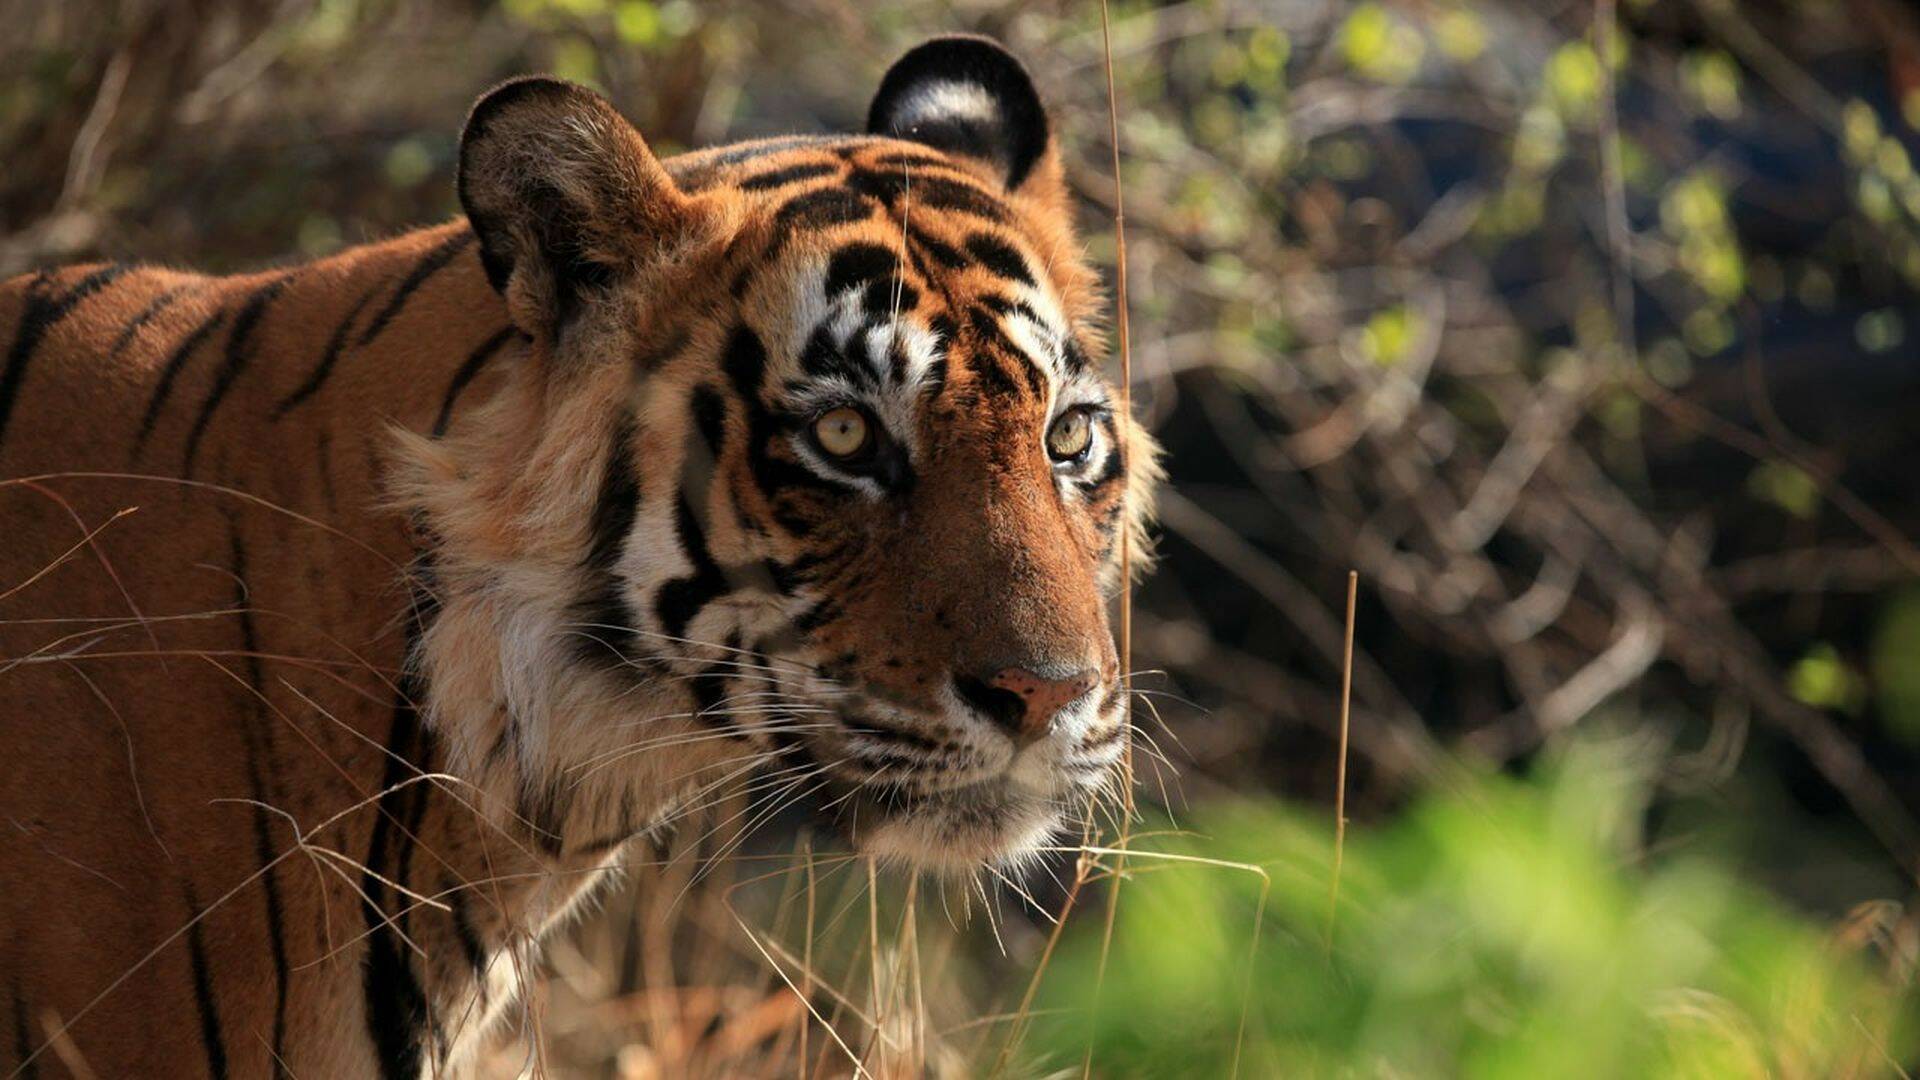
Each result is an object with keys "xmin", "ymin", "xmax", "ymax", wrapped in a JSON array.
[{"xmin": 405, "ymin": 37, "xmax": 1157, "ymax": 873}]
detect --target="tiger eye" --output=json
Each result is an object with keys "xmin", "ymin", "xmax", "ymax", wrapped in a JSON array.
[
  {"xmin": 813, "ymin": 406, "xmax": 871, "ymax": 458},
  {"xmin": 1046, "ymin": 409, "xmax": 1093, "ymax": 461}
]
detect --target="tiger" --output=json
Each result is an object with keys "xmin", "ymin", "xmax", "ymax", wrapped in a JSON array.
[{"xmin": 0, "ymin": 34, "xmax": 1155, "ymax": 1078}]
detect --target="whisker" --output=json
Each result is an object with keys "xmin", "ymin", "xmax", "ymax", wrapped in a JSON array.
[{"xmin": 564, "ymin": 723, "xmax": 836, "ymax": 788}]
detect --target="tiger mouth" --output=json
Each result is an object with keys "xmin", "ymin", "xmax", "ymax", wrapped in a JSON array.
[{"xmin": 796, "ymin": 722, "xmax": 1124, "ymax": 872}]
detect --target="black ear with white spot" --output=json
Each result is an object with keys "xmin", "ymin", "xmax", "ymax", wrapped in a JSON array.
[{"xmin": 867, "ymin": 35, "xmax": 1051, "ymax": 189}]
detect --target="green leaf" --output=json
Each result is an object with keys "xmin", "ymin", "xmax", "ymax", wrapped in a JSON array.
[
  {"xmin": 1788, "ymin": 643, "xmax": 1863, "ymax": 712},
  {"xmin": 383, "ymin": 138, "xmax": 434, "ymax": 189},
  {"xmin": 1341, "ymin": 4, "xmax": 1423, "ymax": 84},
  {"xmin": 1856, "ymin": 309, "xmax": 1905, "ymax": 353},
  {"xmin": 1435, "ymin": 9, "xmax": 1487, "ymax": 63},
  {"xmin": 1844, "ymin": 99, "xmax": 1882, "ymax": 162},
  {"xmin": 1031, "ymin": 739, "xmax": 1915, "ymax": 1076},
  {"xmin": 613, "ymin": 0, "xmax": 659, "ymax": 45},
  {"xmin": 550, "ymin": 36, "xmax": 600, "ymax": 86},
  {"xmin": 1872, "ymin": 588, "xmax": 1920, "ymax": 744},
  {"xmin": 1746, "ymin": 459, "xmax": 1820, "ymax": 520},
  {"xmin": 1682, "ymin": 50, "xmax": 1743, "ymax": 120},
  {"xmin": 1361, "ymin": 305, "xmax": 1420, "ymax": 366},
  {"xmin": 1546, "ymin": 42, "xmax": 1604, "ymax": 122}
]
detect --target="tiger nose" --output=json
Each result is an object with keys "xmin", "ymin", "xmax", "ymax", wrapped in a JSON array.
[{"xmin": 968, "ymin": 666, "xmax": 1097, "ymax": 740}]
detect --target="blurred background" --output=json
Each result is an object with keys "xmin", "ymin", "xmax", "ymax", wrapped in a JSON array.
[{"xmin": 8, "ymin": 0, "xmax": 1920, "ymax": 1074}]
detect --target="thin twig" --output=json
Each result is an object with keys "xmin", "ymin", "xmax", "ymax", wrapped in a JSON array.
[
  {"xmin": 1327, "ymin": 570, "xmax": 1356, "ymax": 950},
  {"xmin": 1085, "ymin": 4, "xmax": 1136, "ymax": 1077}
]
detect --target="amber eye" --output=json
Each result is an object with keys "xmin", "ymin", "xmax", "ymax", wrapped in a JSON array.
[
  {"xmin": 812, "ymin": 406, "xmax": 872, "ymax": 459},
  {"xmin": 1046, "ymin": 408, "xmax": 1094, "ymax": 462}
]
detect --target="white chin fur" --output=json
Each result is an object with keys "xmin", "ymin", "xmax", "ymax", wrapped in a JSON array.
[{"xmin": 855, "ymin": 793, "xmax": 1064, "ymax": 874}]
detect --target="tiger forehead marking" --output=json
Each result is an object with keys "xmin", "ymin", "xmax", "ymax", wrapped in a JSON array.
[
  {"xmin": 0, "ymin": 34, "xmax": 1157, "ymax": 1080},
  {"xmin": 704, "ymin": 143, "xmax": 1102, "ymax": 475}
]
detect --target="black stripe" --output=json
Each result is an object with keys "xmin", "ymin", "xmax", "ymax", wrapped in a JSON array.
[
  {"xmin": 183, "ymin": 275, "xmax": 293, "ymax": 474},
  {"xmin": 676, "ymin": 139, "xmax": 838, "ymax": 192},
  {"xmin": 360, "ymin": 610, "xmax": 435, "ymax": 1079},
  {"xmin": 842, "ymin": 713, "xmax": 944, "ymax": 752},
  {"xmin": 823, "ymin": 243, "xmax": 901, "ymax": 298},
  {"xmin": 272, "ymin": 284, "xmax": 379, "ymax": 418},
  {"xmin": 108, "ymin": 284, "xmax": 194, "ymax": 359},
  {"xmin": 905, "ymin": 226, "xmax": 968, "ymax": 269},
  {"xmin": 357, "ymin": 231, "xmax": 477, "ymax": 349},
  {"xmin": 971, "ymin": 351, "xmax": 1027, "ymax": 402},
  {"xmin": 975, "ymin": 295, "xmax": 1052, "ymax": 393},
  {"xmin": 766, "ymin": 189, "xmax": 874, "ymax": 258},
  {"xmin": 183, "ymin": 883, "xmax": 231, "ymax": 1080},
  {"xmin": 968, "ymin": 305, "xmax": 1049, "ymax": 399},
  {"xmin": 0, "ymin": 263, "xmax": 132, "ymax": 447},
  {"xmin": 11, "ymin": 978, "xmax": 36, "ymax": 1079},
  {"xmin": 579, "ymin": 411, "xmax": 641, "ymax": 572},
  {"xmin": 723, "ymin": 324, "xmax": 853, "ymax": 531},
  {"xmin": 737, "ymin": 161, "xmax": 839, "ymax": 191},
  {"xmin": 1077, "ymin": 413, "xmax": 1126, "ymax": 493},
  {"xmin": 863, "ymin": 279, "xmax": 916, "ymax": 318},
  {"xmin": 431, "ymin": 327, "xmax": 518, "ymax": 436},
  {"xmin": 978, "ymin": 293, "xmax": 1040, "ymax": 323},
  {"xmin": 572, "ymin": 412, "xmax": 643, "ymax": 670},
  {"xmin": 922, "ymin": 314, "xmax": 957, "ymax": 399},
  {"xmin": 655, "ymin": 493, "xmax": 729, "ymax": 642},
  {"xmin": 690, "ymin": 384, "xmax": 727, "ymax": 456},
  {"xmin": 64, "ymin": 261, "xmax": 132, "ymax": 300},
  {"xmin": 687, "ymin": 630, "xmax": 751, "ymax": 736},
  {"xmin": 767, "ymin": 549, "xmax": 827, "ymax": 596},
  {"xmin": 1080, "ymin": 720, "xmax": 1127, "ymax": 752},
  {"xmin": 392, "ymin": 757, "xmax": 434, "ymax": 938},
  {"xmin": 572, "ymin": 584, "xmax": 645, "ymax": 673},
  {"xmin": 447, "ymin": 887, "xmax": 489, "ymax": 985},
  {"xmin": 698, "ymin": 135, "xmax": 837, "ymax": 169},
  {"xmin": 846, "ymin": 169, "xmax": 1006, "ymax": 223},
  {"xmin": 1062, "ymin": 335, "xmax": 1091, "ymax": 374},
  {"xmin": 798, "ymin": 324, "xmax": 875, "ymax": 388},
  {"xmin": 963, "ymin": 233, "xmax": 1034, "ymax": 285},
  {"xmin": 228, "ymin": 531, "xmax": 291, "ymax": 1079},
  {"xmin": 913, "ymin": 176, "xmax": 1010, "ymax": 222},
  {"xmin": 688, "ymin": 659, "xmax": 736, "ymax": 730},
  {"xmin": 388, "ymin": 752, "xmax": 444, "ymax": 1071},
  {"xmin": 134, "ymin": 307, "xmax": 230, "ymax": 454},
  {"xmin": 790, "ymin": 597, "xmax": 841, "ymax": 635},
  {"xmin": 250, "ymin": 765, "xmax": 291, "ymax": 1080},
  {"xmin": 867, "ymin": 151, "xmax": 970, "ymax": 172}
]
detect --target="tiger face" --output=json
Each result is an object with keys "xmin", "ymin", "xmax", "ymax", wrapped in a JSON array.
[{"xmin": 414, "ymin": 37, "xmax": 1155, "ymax": 873}]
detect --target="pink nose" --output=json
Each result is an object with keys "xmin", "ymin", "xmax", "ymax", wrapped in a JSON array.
[{"xmin": 989, "ymin": 667, "xmax": 1098, "ymax": 738}]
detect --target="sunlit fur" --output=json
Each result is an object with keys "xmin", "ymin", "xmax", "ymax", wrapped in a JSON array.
[{"xmin": 0, "ymin": 37, "xmax": 1156, "ymax": 1078}]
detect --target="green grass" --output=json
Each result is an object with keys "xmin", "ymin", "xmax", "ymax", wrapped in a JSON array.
[{"xmin": 1031, "ymin": 739, "xmax": 1917, "ymax": 1078}]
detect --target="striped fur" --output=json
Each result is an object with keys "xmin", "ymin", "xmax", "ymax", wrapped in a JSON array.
[{"xmin": 0, "ymin": 36, "xmax": 1155, "ymax": 1078}]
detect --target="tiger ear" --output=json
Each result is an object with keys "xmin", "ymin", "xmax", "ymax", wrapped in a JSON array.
[
  {"xmin": 457, "ymin": 76, "xmax": 695, "ymax": 338},
  {"xmin": 867, "ymin": 35, "xmax": 1054, "ymax": 192}
]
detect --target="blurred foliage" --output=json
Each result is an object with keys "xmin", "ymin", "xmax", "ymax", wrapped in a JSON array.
[{"xmin": 1034, "ymin": 740, "xmax": 1919, "ymax": 1077}]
